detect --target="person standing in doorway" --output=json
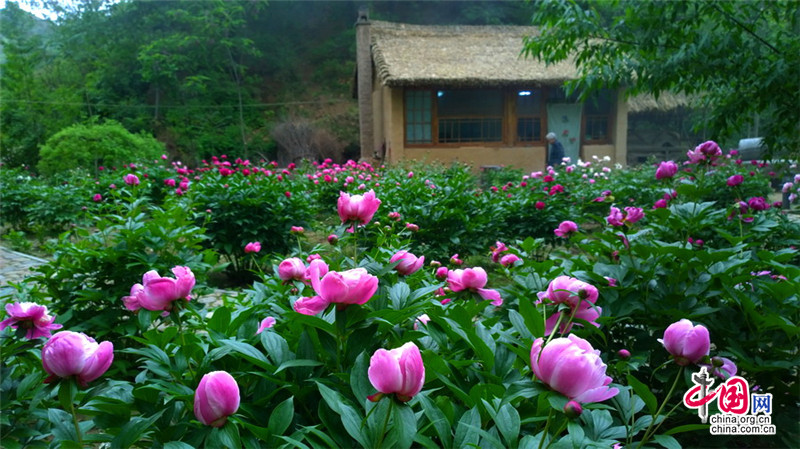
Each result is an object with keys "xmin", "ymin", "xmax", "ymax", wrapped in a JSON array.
[{"xmin": 546, "ymin": 132, "xmax": 565, "ymax": 167}]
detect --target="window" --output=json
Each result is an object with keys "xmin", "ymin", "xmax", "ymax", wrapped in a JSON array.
[
  {"xmin": 583, "ymin": 90, "xmax": 614, "ymax": 143},
  {"xmin": 405, "ymin": 90, "xmax": 432, "ymax": 144},
  {"xmin": 437, "ymin": 90, "xmax": 503, "ymax": 143},
  {"xmin": 516, "ymin": 89, "xmax": 544, "ymax": 143},
  {"xmin": 402, "ymin": 87, "xmax": 615, "ymax": 146}
]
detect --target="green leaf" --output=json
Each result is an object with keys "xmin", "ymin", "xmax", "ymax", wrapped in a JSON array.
[
  {"xmin": 217, "ymin": 339, "xmax": 272, "ymax": 370},
  {"xmin": 58, "ymin": 379, "xmax": 78, "ymax": 413},
  {"xmin": 268, "ymin": 396, "xmax": 294, "ymax": 436},
  {"xmin": 663, "ymin": 423, "xmax": 709, "ymax": 435},
  {"xmin": 416, "ymin": 392, "xmax": 453, "ymax": 447},
  {"xmin": 164, "ymin": 442, "xmax": 195, "ymax": 449},
  {"xmin": 208, "ymin": 306, "xmax": 231, "ymax": 333},
  {"xmin": 350, "ymin": 352, "xmax": 372, "ymax": 407},
  {"xmin": 453, "ymin": 407, "xmax": 481, "ymax": 448},
  {"xmin": 627, "ymin": 374, "xmax": 658, "ymax": 416},
  {"xmin": 389, "ymin": 281, "xmax": 411, "ymax": 309},
  {"xmin": 653, "ymin": 434, "xmax": 682, "ymax": 449},
  {"xmin": 274, "ymin": 359, "xmax": 323, "ymax": 374},
  {"xmin": 110, "ymin": 409, "xmax": 166, "ymax": 449},
  {"xmin": 315, "ymin": 381, "xmax": 343, "ymax": 414},
  {"xmin": 261, "ymin": 329, "xmax": 292, "ymax": 366},
  {"xmin": 495, "ymin": 403, "xmax": 521, "ymax": 447},
  {"xmin": 389, "ymin": 403, "xmax": 417, "ymax": 449},
  {"xmin": 339, "ymin": 403, "xmax": 370, "ymax": 448}
]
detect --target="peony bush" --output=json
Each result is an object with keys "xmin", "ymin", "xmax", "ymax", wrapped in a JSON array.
[{"xmin": 1, "ymin": 142, "xmax": 799, "ymax": 448}]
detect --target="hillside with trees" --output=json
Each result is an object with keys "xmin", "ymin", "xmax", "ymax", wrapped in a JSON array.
[{"xmin": 0, "ymin": 0, "xmax": 537, "ymax": 170}]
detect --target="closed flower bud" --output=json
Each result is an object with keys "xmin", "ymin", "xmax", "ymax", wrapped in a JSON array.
[
  {"xmin": 563, "ymin": 400, "xmax": 583, "ymax": 418},
  {"xmin": 368, "ymin": 342, "xmax": 425, "ymax": 402},
  {"xmin": 194, "ymin": 371, "xmax": 240, "ymax": 427}
]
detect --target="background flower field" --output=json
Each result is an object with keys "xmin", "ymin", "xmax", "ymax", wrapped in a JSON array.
[{"xmin": 1, "ymin": 146, "xmax": 799, "ymax": 448}]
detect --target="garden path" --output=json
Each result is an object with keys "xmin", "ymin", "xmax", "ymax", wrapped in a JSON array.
[
  {"xmin": 0, "ymin": 246, "xmax": 47, "ymax": 296},
  {"xmin": 0, "ymin": 245, "xmax": 229, "ymax": 308}
]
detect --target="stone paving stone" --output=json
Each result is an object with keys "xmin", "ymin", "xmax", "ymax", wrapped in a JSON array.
[{"xmin": 0, "ymin": 246, "xmax": 47, "ymax": 296}]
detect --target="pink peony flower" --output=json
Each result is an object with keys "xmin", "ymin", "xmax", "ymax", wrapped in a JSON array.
[
  {"xmin": 294, "ymin": 263, "xmax": 378, "ymax": 315},
  {"xmin": 124, "ymin": 266, "xmax": 195, "ymax": 312},
  {"xmin": 123, "ymin": 173, "xmax": 140, "ymax": 185},
  {"xmin": 535, "ymin": 201, "xmax": 546, "ymax": 210},
  {"xmin": 659, "ymin": 319, "xmax": 710, "ymax": 366},
  {"xmin": 1, "ymin": 302, "xmax": 63, "ymax": 339},
  {"xmin": 447, "ymin": 267, "xmax": 503, "ymax": 306},
  {"xmin": 244, "ymin": 242, "xmax": 261, "ymax": 253},
  {"xmin": 327, "ymin": 234, "xmax": 339, "ymax": 244},
  {"xmin": 337, "ymin": 190, "xmax": 381, "ymax": 225},
  {"xmin": 563, "ymin": 400, "xmax": 583, "ymax": 418},
  {"xmin": 727, "ymin": 175, "xmax": 744, "ymax": 186},
  {"xmin": 500, "ymin": 253, "xmax": 521, "ymax": 267},
  {"xmin": 414, "ymin": 314, "xmax": 430, "ymax": 330},
  {"xmin": 390, "ymin": 250, "xmax": 425, "ymax": 276},
  {"xmin": 624, "ymin": 207, "xmax": 644, "ymax": 224},
  {"xmin": 653, "ymin": 199, "xmax": 668, "ymax": 209},
  {"xmin": 256, "ymin": 317, "xmax": 276, "ymax": 334},
  {"xmin": 435, "ymin": 266, "xmax": 449, "ymax": 279},
  {"xmin": 491, "ymin": 241, "xmax": 508, "ymax": 263},
  {"xmin": 194, "ymin": 371, "xmax": 240, "ymax": 427},
  {"xmin": 368, "ymin": 342, "xmax": 425, "ymax": 402},
  {"xmin": 655, "ymin": 161, "xmax": 678, "ymax": 180},
  {"xmin": 278, "ymin": 257, "xmax": 306, "ymax": 281},
  {"xmin": 92, "ymin": 194, "xmax": 102, "ymax": 202},
  {"xmin": 747, "ymin": 196, "xmax": 770, "ymax": 211},
  {"xmin": 537, "ymin": 276, "xmax": 601, "ymax": 335},
  {"xmin": 554, "ymin": 220, "xmax": 579, "ymax": 237},
  {"xmin": 42, "ymin": 331, "xmax": 114, "ymax": 387},
  {"xmin": 530, "ymin": 334, "xmax": 618, "ymax": 403},
  {"xmin": 606, "ymin": 207, "xmax": 625, "ymax": 226},
  {"xmin": 290, "ymin": 226, "xmax": 304, "ymax": 234}
]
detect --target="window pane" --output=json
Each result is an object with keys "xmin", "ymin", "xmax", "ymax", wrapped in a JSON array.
[
  {"xmin": 437, "ymin": 90, "xmax": 503, "ymax": 117},
  {"xmin": 517, "ymin": 118, "xmax": 542, "ymax": 142},
  {"xmin": 405, "ymin": 90, "xmax": 432, "ymax": 144},
  {"xmin": 584, "ymin": 89, "xmax": 614, "ymax": 114},
  {"xmin": 516, "ymin": 90, "xmax": 543, "ymax": 115}
]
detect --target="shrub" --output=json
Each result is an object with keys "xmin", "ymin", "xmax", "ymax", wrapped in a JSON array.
[{"xmin": 37, "ymin": 120, "xmax": 164, "ymax": 176}]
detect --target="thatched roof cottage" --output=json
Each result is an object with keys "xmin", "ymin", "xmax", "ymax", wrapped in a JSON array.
[{"xmin": 355, "ymin": 13, "xmax": 691, "ymax": 170}]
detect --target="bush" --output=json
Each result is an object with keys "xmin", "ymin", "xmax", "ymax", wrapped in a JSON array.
[{"xmin": 37, "ymin": 120, "xmax": 164, "ymax": 176}]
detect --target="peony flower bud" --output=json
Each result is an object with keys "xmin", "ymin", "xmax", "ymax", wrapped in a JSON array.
[
  {"xmin": 368, "ymin": 342, "xmax": 425, "ymax": 402},
  {"xmin": 659, "ymin": 319, "xmax": 710, "ymax": 366},
  {"xmin": 194, "ymin": 371, "xmax": 240, "ymax": 427},
  {"xmin": 42, "ymin": 331, "xmax": 114, "ymax": 387},
  {"xmin": 563, "ymin": 400, "xmax": 583, "ymax": 418}
]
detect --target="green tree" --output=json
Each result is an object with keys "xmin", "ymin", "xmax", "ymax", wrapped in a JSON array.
[{"xmin": 523, "ymin": 0, "xmax": 800, "ymax": 158}]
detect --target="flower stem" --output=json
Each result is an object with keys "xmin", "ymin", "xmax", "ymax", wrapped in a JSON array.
[
  {"xmin": 376, "ymin": 399, "xmax": 393, "ymax": 449},
  {"xmin": 636, "ymin": 366, "xmax": 684, "ymax": 449},
  {"xmin": 537, "ymin": 407, "xmax": 554, "ymax": 449},
  {"xmin": 69, "ymin": 395, "xmax": 83, "ymax": 446}
]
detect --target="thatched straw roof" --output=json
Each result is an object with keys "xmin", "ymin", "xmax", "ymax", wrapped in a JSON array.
[
  {"xmin": 627, "ymin": 92, "xmax": 695, "ymax": 113},
  {"xmin": 370, "ymin": 20, "xmax": 578, "ymax": 88}
]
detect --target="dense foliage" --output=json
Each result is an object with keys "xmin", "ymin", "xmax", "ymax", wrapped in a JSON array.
[
  {"xmin": 523, "ymin": 0, "xmax": 800, "ymax": 159},
  {"xmin": 1, "ymin": 146, "xmax": 799, "ymax": 448}
]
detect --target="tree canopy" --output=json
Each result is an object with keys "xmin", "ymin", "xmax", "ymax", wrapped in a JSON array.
[{"xmin": 523, "ymin": 0, "xmax": 800, "ymax": 158}]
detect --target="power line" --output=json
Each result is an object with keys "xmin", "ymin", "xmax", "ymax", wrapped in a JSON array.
[{"xmin": 0, "ymin": 98, "xmax": 353, "ymax": 109}]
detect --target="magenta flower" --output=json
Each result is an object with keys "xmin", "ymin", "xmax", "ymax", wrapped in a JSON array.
[
  {"xmin": 491, "ymin": 241, "xmax": 508, "ymax": 263},
  {"xmin": 655, "ymin": 161, "xmax": 678, "ymax": 180},
  {"xmin": 124, "ymin": 266, "xmax": 196, "ymax": 312},
  {"xmin": 42, "ymin": 331, "xmax": 114, "ymax": 387},
  {"xmin": 194, "ymin": 371, "xmax": 240, "ymax": 427},
  {"xmin": 1, "ymin": 302, "xmax": 63, "ymax": 339},
  {"xmin": 447, "ymin": 267, "xmax": 503, "ymax": 306},
  {"xmin": 653, "ymin": 199, "xmax": 668, "ymax": 209},
  {"xmin": 92, "ymin": 194, "xmax": 102, "ymax": 202},
  {"xmin": 368, "ymin": 342, "xmax": 425, "ymax": 402},
  {"xmin": 747, "ymin": 196, "xmax": 770, "ymax": 211},
  {"xmin": 278, "ymin": 257, "xmax": 306, "ymax": 281},
  {"xmin": 727, "ymin": 175, "xmax": 744, "ymax": 186},
  {"xmin": 290, "ymin": 226, "xmax": 304, "ymax": 234},
  {"xmin": 244, "ymin": 242, "xmax": 261, "ymax": 254},
  {"xmin": 563, "ymin": 400, "xmax": 583, "ymax": 418},
  {"xmin": 390, "ymin": 250, "xmax": 425, "ymax": 276},
  {"xmin": 327, "ymin": 234, "xmax": 339, "ymax": 245},
  {"xmin": 414, "ymin": 314, "xmax": 431, "ymax": 330},
  {"xmin": 405, "ymin": 223, "xmax": 419, "ymax": 232},
  {"xmin": 294, "ymin": 263, "xmax": 379, "ymax": 315},
  {"xmin": 337, "ymin": 190, "xmax": 381, "ymax": 225},
  {"xmin": 659, "ymin": 319, "xmax": 710, "ymax": 366},
  {"xmin": 554, "ymin": 220, "xmax": 579, "ymax": 237},
  {"xmin": 537, "ymin": 276, "xmax": 601, "ymax": 335},
  {"xmin": 606, "ymin": 207, "xmax": 625, "ymax": 226},
  {"xmin": 500, "ymin": 253, "xmax": 521, "ymax": 267},
  {"xmin": 256, "ymin": 317, "xmax": 276, "ymax": 334},
  {"xmin": 530, "ymin": 334, "xmax": 619, "ymax": 404},
  {"xmin": 123, "ymin": 173, "xmax": 140, "ymax": 185},
  {"xmin": 624, "ymin": 207, "xmax": 644, "ymax": 224}
]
